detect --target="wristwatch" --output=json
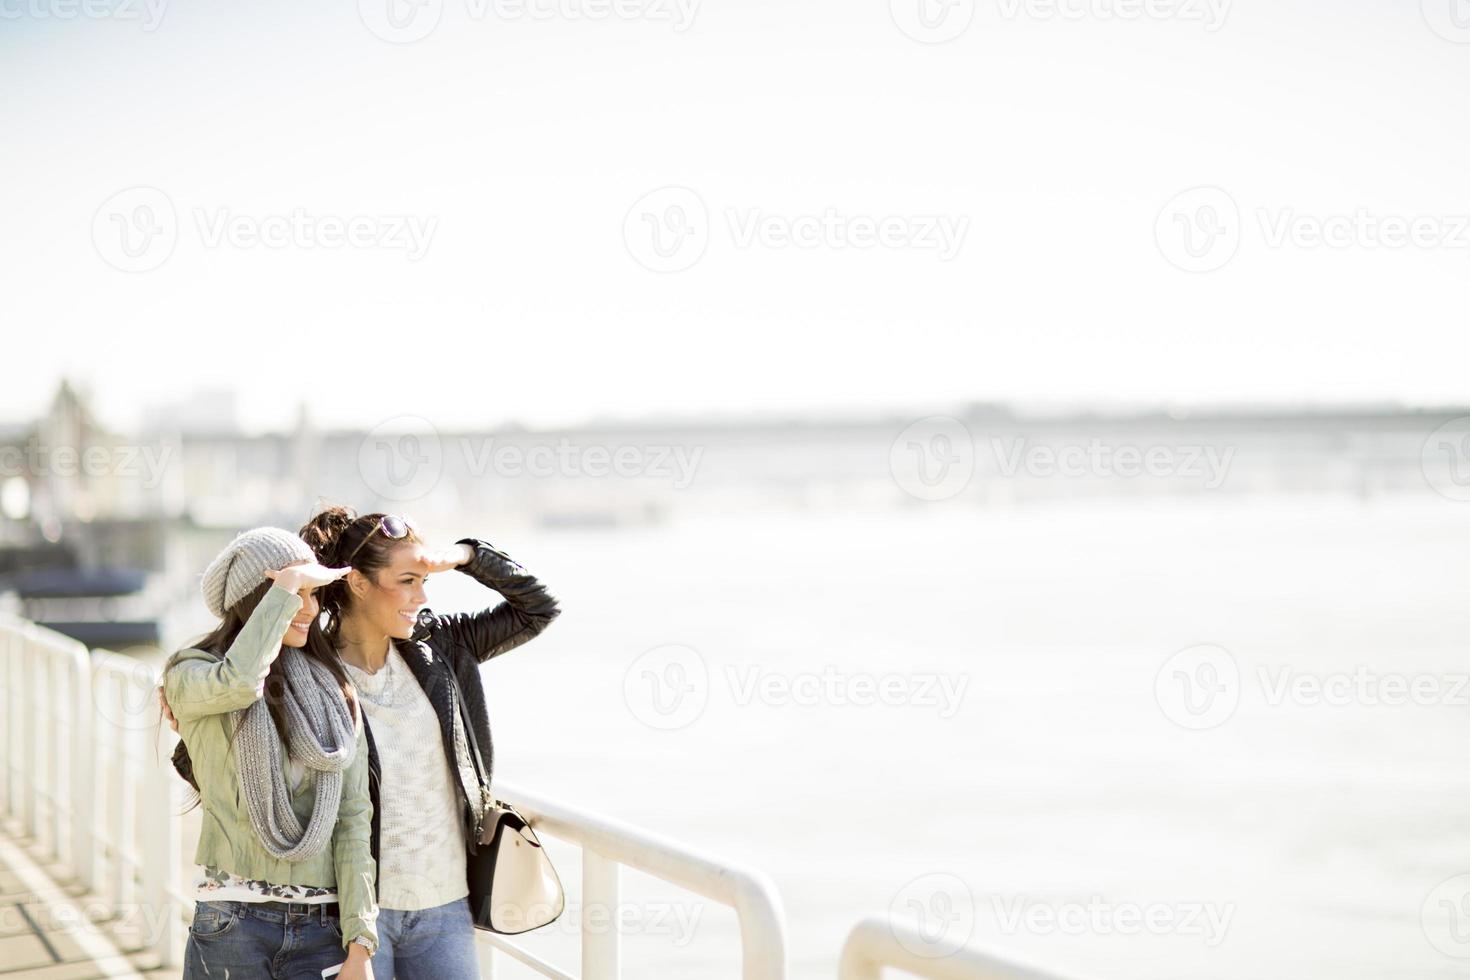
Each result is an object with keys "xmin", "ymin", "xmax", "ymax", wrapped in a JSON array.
[{"xmin": 351, "ymin": 935, "xmax": 377, "ymax": 956}]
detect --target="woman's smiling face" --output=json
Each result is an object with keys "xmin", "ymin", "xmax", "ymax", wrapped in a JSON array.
[
  {"xmin": 349, "ymin": 541, "xmax": 430, "ymax": 640},
  {"xmin": 278, "ymin": 560, "xmax": 320, "ymax": 648}
]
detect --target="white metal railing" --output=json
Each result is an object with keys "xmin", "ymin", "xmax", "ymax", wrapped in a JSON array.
[
  {"xmin": 483, "ymin": 779, "xmax": 788, "ymax": 980},
  {"xmin": 2, "ymin": 612, "xmax": 1063, "ymax": 980},
  {"xmin": 0, "ymin": 613, "xmax": 786, "ymax": 978},
  {"xmin": 838, "ymin": 917, "xmax": 1083, "ymax": 980},
  {"xmin": 0, "ymin": 613, "xmax": 184, "ymax": 967}
]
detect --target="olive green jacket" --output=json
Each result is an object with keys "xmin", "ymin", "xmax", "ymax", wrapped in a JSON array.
[{"xmin": 163, "ymin": 585, "xmax": 378, "ymax": 952}]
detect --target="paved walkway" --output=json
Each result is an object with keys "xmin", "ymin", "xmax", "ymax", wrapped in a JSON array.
[{"xmin": 0, "ymin": 822, "xmax": 179, "ymax": 980}]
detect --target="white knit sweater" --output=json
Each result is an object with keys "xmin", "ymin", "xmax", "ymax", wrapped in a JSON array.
[{"xmin": 344, "ymin": 647, "xmax": 468, "ymax": 911}]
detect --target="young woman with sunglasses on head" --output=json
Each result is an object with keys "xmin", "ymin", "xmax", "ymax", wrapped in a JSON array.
[
  {"xmin": 167, "ymin": 509, "xmax": 562, "ymax": 980},
  {"xmin": 161, "ymin": 528, "xmax": 379, "ymax": 980},
  {"xmin": 299, "ymin": 508, "xmax": 561, "ymax": 980}
]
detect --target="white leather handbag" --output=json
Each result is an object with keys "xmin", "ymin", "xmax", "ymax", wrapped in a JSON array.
[{"xmin": 449, "ymin": 666, "xmax": 565, "ymax": 934}]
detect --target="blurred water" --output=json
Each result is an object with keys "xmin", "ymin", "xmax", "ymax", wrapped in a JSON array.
[{"xmin": 413, "ymin": 497, "xmax": 1470, "ymax": 979}]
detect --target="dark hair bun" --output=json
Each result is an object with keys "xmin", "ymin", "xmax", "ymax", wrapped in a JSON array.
[{"xmin": 300, "ymin": 505, "xmax": 358, "ymax": 562}]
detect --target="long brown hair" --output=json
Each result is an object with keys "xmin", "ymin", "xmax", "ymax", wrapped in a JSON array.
[{"xmin": 299, "ymin": 505, "xmax": 424, "ymax": 645}]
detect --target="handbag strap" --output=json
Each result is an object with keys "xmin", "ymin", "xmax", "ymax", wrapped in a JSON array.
[{"xmin": 445, "ymin": 663, "xmax": 494, "ymax": 825}]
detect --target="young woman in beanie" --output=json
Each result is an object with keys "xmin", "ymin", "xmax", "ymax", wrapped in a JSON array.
[{"xmin": 162, "ymin": 527, "xmax": 380, "ymax": 980}]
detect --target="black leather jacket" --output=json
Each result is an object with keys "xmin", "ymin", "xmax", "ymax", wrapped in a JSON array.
[
  {"xmin": 369, "ymin": 537, "xmax": 561, "ymax": 890},
  {"xmin": 171, "ymin": 537, "xmax": 561, "ymax": 900}
]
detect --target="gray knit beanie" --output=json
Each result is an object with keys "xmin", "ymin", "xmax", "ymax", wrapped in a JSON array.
[{"xmin": 201, "ymin": 527, "xmax": 317, "ymax": 619}]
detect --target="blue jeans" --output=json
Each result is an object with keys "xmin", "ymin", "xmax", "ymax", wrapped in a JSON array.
[
  {"xmin": 182, "ymin": 900, "xmax": 346, "ymax": 980},
  {"xmin": 370, "ymin": 897, "xmax": 479, "ymax": 980}
]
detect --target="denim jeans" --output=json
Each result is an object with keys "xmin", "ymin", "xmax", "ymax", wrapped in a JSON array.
[
  {"xmin": 370, "ymin": 897, "xmax": 479, "ymax": 980},
  {"xmin": 182, "ymin": 900, "xmax": 347, "ymax": 980}
]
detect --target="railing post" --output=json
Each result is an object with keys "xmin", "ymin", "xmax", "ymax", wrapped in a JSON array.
[
  {"xmin": 476, "ymin": 937, "xmax": 498, "ymax": 979},
  {"xmin": 1, "ymin": 627, "xmax": 16, "ymax": 820},
  {"xmin": 582, "ymin": 848, "xmax": 620, "ymax": 980},
  {"xmin": 143, "ymin": 726, "xmax": 182, "ymax": 967},
  {"xmin": 108, "ymin": 673, "xmax": 136, "ymax": 909},
  {"xmin": 49, "ymin": 651, "xmax": 67, "ymax": 861},
  {"xmin": 22, "ymin": 636, "xmax": 40, "ymax": 839},
  {"xmin": 88, "ymin": 661, "xmax": 108, "ymax": 896},
  {"xmin": 72, "ymin": 651, "xmax": 95, "ymax": 888}
]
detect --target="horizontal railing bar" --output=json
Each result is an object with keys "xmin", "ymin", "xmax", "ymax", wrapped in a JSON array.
[
  {"xmin": 476, "ymin": 933, "xmax": 577, "ymax": 980},
  {"xmin": 496, "ymin": 779, "xmax": 777, "ymax": 911},
  {"xmin": 839, "ymin": 917, "xmax": 1085, "ymax": 980}
]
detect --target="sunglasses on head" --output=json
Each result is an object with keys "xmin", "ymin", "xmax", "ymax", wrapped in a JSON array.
[{"xmin": 342, "ymin": 514, "xmax": 413, "ymax": 567}]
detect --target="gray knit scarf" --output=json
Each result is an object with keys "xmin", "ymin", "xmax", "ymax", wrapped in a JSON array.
[{"xmin": 232, "ymin": 649, "xmax": 358, "ymax": 861}]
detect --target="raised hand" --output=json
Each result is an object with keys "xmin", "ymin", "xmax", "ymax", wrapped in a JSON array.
[
  {"xmin": 420, "ymin": 544, "xmax": 474, "ymax": 575},
  {"xmin": 265, "ymin": 562, "xmax": 351, "ymax": 592}
]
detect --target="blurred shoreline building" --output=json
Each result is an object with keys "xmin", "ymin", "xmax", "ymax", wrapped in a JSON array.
[{"xmin": 0, "ymin": 381, "xmax": 1463, "ymax": 650}]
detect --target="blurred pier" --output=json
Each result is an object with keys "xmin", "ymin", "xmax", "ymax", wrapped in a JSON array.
[{"xmin": 0, "ymin": 822, "xmax": 177, "ymax": 980}]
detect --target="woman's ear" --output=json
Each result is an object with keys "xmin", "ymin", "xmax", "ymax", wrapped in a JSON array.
[{"xmin": 348, "ymin": 568, "xmax": 368, "ymax": 600}]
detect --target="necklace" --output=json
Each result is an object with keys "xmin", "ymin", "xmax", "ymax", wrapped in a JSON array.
[{"xmin": 345, "ymin": 648, "xmax": 396, "ymax": 708}]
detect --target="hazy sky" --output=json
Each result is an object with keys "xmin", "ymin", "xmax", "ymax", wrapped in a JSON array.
[{"xmin": 2, "ymin": 0, "xmax": 1465, "ymax": 433}]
